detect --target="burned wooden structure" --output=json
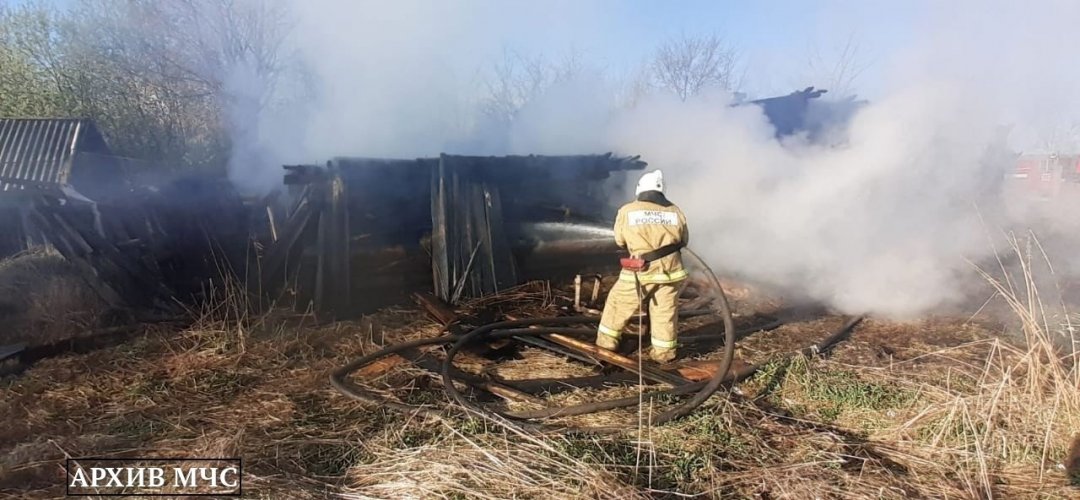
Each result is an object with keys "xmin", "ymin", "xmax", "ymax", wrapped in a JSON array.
[
  {"xmin": 1, "ymin": 180, "xmax": 250, "ymax": 315},
  {"xmin": 743, "ymin": 86, "xmax": 866, "ymax": 142},
  {"xmin": 257, "ymin": 153, "xmax": 646, "ymax": 317},
  {"xmin": 0, "ymin": 118, "xmax": 250, "ymax": 315}
]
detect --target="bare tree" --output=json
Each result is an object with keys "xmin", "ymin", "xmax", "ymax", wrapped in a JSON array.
[
  {"xmin": 803, "ymin": 32, "xmax": 870, "ymax": 98},
  {"xmin": 0, "ymin": 0, "xmax": 297, "ymax": 170},
  {"xmin": 651, "ymin": 32, "xmax": 740, "ymax": 101},
  {"xmin": 70, "ymin": 0, "xmax": 297, "ymax": 167},
  {"xmin": 478, "ymin": 48, "xmax": 584, "ymax": 124},
  {"xmin": 1040, "ymin": 122, "xmax": 1080, "ymax": 154}
]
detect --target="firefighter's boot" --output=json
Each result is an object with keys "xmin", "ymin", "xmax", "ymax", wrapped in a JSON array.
[
  {"xmin": 596, "ymin": 332, "xmax": 620, "ymax": 352},
  {"xmin": 649, "ymin": 347, "xmax": 676, "ymax": 364}
]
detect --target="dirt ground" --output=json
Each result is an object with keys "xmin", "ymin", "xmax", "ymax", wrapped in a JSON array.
[{"xmin": 0, "ymin": 276, "xmax": 1077, "ymax": 498}]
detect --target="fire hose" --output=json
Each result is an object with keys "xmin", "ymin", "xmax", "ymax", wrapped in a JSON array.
[{"xmin": 330, "ymin": 248, "xmax": 863, "ymax": 431}]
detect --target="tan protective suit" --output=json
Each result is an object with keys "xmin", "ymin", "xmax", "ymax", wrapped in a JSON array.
[{"xmin": 596, "ymin": 193, "xmax": 689, "ymax": 362}]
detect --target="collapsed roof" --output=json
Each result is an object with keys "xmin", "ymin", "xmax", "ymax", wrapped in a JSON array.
[{"xmin": 743, "ymin": 86, "xmax": 866, "ymax": 142}]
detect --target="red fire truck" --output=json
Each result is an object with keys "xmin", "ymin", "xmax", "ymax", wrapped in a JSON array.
[{"xmin": 1013, "ymin": 153, "xmax": 1080, "ymax": 200}]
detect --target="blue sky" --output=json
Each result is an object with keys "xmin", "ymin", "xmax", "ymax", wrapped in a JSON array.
[
  {"xmin": 445, "ymin": 0, "xmax": 932, "ymax": 98},
  {"xmin": 4, "ymin": 0, "xmax": 931, "ymax": 98},
  {"xmin": 635, "ymin": 1, "xmax": 926, "ymax": 96}
]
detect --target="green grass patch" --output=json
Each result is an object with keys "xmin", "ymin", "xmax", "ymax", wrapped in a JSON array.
[
  {"xmin": 107, "ymin": 414, "xmax": 165, "ymax": 440},
  {"xmin": 399, "ymin": 428, "xmax": 436, "ymax": 447},
  {"xmin": 679, "ymin": 410, "xmax": 753, "ymax": 455},
  {"xmin": 297, "ymin": 442, "xmax": 367, "ymax": 477},
  {"xmin": 401, "ymin": 387, "xmax": 441, "ymax": 406},
  {"xmin": 667, "ymin": 450, "xmax": 709, "ymax": 485},
  {"xmin": 914, "ymin": 413, "xmax": 994, "ymax": 454},
  {"xmin": 128, "ymin": 373, "xmax": 170, "ymax": 400},
  {"xmin": 288, "ymin": 392, "xmax": 392, "ymax": 435},
  {"xmin": 784, "ymin": 356, "xmax": 914, "ymax": 424},
  {"xmin": 744, "ymin": 358, "xmax": 791, "ymax": 398},
  {"xmin": 456, "ymin": 417, "xmax": 488, "ymax": 436},
  {"xmin": 557, "ymin": 433, "xmax": 640, "ymax": 468},
  {"xmin": 190, "ymin": 369, "xmax": 257, "ymax": 399}
]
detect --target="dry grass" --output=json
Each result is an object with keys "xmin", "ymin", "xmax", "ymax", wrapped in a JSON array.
[
  {"xmin": 0, "ymin": 246, "xmax": 111, "ymax": 346},
  {"xmin": 1, "ymin": 245, "xmax": 1079, "ymax": 498}
]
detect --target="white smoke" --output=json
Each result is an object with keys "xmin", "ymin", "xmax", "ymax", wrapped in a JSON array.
[
  {"xmin": 226, "ymin": 0, "xmax": 1080, "ymax": 318},
  {"xmin": 606, "ymin": 85, "xmax": 1000, "ymax": 316}
]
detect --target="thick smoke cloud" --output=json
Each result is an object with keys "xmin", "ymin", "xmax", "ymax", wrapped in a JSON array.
[{"xmin": 227, "ymin": 0, "xmax": 1080, "ymax": 318}]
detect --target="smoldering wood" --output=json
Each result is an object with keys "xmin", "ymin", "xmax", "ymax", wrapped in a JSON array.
[
  {"xmin": 412, "ymin": 292, "xmax": 459, "ymax": 326},
  {"xmin": 257, "ymin": 185, "xmax": 317, "ymax": 295},
  {"xmin": 1, "ymin": 149, "xmax": 644, "ymax": 321},
  {"xmin": 314, "ymin": 173, "xmax": 351, "ymax": 318},
  {"xmin": 258, "ymin": 153, "xmax": 647, "ymax": 316},
  {"xmin": 543, "ymin": 333, "xmax": 692, "ymax": 387},
  {"xmin": 0, "ymin": 171, "xmax": 252, "ymax": 322},
  {"xmin": 430, "ymin": 155, "xmax": 519, "ymax": 303}
]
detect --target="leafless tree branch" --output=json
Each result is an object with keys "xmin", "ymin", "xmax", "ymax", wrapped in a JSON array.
[{"xmin": 651, "ymin": 32, "xmax": 741, "ymax": 101}]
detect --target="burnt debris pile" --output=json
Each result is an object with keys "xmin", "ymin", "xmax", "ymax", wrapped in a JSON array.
[
  {"xmin": 0, "ymin": 118, "xmax": 250, "ymax": 318},
  {"xmin": 0, "ymin": 118, "xmax": 652, "ymax": 325}
]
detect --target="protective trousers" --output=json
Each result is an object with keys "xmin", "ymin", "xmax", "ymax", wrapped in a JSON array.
[{"xmin": 596, "ymin": 278, "xmax": 681, "ymax": 361}]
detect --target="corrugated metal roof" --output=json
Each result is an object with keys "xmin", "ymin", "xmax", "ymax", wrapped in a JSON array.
[{"xmin": 0, "ymin": 118, "xmax": 107, "ymax": 192}]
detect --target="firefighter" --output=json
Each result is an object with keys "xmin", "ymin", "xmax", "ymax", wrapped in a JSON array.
[{"xmin": 596, "ymin": 169, "xmax": 689, "ymax": 363}]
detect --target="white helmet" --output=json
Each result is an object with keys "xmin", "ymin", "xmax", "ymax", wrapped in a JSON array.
[{"xmin": 635, "ymin": 169, "xmax": 664, "ymax": 196}]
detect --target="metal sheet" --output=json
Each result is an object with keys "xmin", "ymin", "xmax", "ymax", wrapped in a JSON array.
[{"xmin": 0, "ymin": 118, "xmax": 107, "ymax": 192}]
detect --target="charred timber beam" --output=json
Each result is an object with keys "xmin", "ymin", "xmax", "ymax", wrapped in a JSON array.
[
  {"xmin": 258, "ymin": 185, "xmax": 317, "ymax": 294},
  {"xmin": 500, "ymin": 313, "xmax": 689, "ymax": 386},
  {"xmin": 25, "ymin": 205, "xmax": 126, "ymax": 308},
  {"xmin": 430, "ymin": 154, "xmax": 518, "ymax": 303},
  {"xmin": 543, "ymin": 333, "xmax": 693, "ymax": 387},
  {"xmin": 314, "ymin": 172, "xmax": 351, "ymax": 318},
  {"xmin": 513, "ymin": 335, "xmax": 602, "ymax": 367},
  {"xmin": 412, "ymin": 292, "xmax": 458, "ymax": 326},
  {"xmin": 283, "ymin": 164, "xmax": 327, "ymax": 186},
  {"xmin": 430, "ymin": 159, "xmax": 449, "ymax": 300},
  {"xmin": 51, "ymin": 206, "xmax": 176, "ymax": 305}
]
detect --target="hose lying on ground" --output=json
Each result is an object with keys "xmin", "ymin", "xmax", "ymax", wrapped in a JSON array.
[
  {"xmin": 331, "ymin": 245, "xmax": 866, "ymax": 430},
  {"xmin": 330, "ymin": 314, "xmax": 862, "ymax": 429}
]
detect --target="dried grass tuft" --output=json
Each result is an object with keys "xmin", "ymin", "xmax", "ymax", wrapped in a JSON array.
[{"xmin": 0, "ymin": 246, "xmax": 111, "ymax": 345}]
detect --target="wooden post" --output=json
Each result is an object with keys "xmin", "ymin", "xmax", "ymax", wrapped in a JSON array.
[
  {"xmin": 314, "ymin": 172, "xmax": 350, "ymax": 317},
  {"xmin": 257, "ymin": 185, "xmax": 317, "ymax": 295},
  {"xmin": 430, "ymin": 156, "xmax": 450, "ymax": 300}
]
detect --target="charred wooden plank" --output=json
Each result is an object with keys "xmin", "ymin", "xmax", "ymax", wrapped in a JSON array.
[
  {"xmin": 513, "ymin": 335, "xmax": 602, "ymax": 367},
  {"xmin": 430, "ymin": 159, "xmax": 450, "ymax": 300},
  {"xmin": 412, "ymin": 292, "xmax": 458, "ymax": 326},
  {"xmin": 355, "ymin": 354, "xmax": 407, "ymax": 378},
  {"xmin": 258, "ymin": 187, "xmax": 317, "ymax": 293},
  {"xmin": 480, "ymin": 180, "xmax": 516, "ymax": 293},
  {"xmin": 314, "ymin": 173, "xmax": 351, "ymax": 317},
  {"xmin": 544, "ymin": 333, "xmax": 692, "ymax": 387},
  {"xmin": 26, "ymin": 206, "xmax": 126, "ymax": 307},
  {"xmin": 430, "ymin": 155, "xmax": 519, "ymax": 303},
  {"xmin": 472, "ymin": 380, "xmax": 546, "ymax": 405}
]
